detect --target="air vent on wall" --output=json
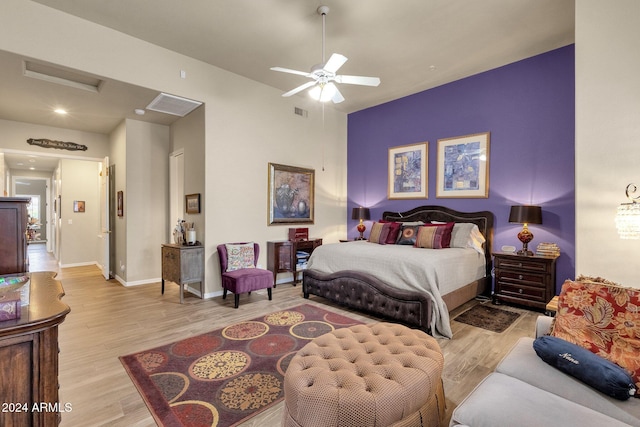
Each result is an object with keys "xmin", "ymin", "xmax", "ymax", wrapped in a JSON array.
[
  {"xmin": 146, "ymin": 93, "xmax": 202, "ymax": 117},
  {"xmin": 294, "ymin": 107, "xmax": 308, "ymax": 118}
]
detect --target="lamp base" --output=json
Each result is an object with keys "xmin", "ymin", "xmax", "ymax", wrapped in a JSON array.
[
  {"xmin": 517, "ymin": 225, "xmax": 534, "ymax": 256},
  {"xmin": 357, "ymin": 221, "xmax": 366, "ymax": 241}
]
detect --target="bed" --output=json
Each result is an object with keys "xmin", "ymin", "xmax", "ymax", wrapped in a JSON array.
[{"xmin": 302, "ymin": 205, "xmax": 494, "ymax": 338}]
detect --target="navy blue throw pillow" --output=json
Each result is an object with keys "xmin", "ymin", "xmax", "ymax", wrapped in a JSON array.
[{"xmin": 533, "ymin": 336, "xmax": 636, "ymax": 400}]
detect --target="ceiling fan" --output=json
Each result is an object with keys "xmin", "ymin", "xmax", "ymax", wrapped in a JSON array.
[{"xmin": 270, "ymin": 5, "xmax": 381, "ymax": 104}]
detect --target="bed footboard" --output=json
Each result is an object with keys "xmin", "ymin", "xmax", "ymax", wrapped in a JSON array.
[{"xmin": 302, "ymin": 269, "xmax": 432, "ymax": 334}]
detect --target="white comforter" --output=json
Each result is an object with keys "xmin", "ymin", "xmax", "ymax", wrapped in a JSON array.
[{"xmin": 306, "ymin": 241, "xmax": 486, "ymax": 338}]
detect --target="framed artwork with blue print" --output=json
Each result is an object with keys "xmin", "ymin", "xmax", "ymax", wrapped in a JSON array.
[{"xmin": 436, "ymin": 132, "xmax": 490, "ymax": 198}]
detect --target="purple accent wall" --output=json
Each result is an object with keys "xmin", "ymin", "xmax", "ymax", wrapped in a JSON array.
[{"xmin": 347, "ymin": 45, "xmax": 575, "ymax": 294}]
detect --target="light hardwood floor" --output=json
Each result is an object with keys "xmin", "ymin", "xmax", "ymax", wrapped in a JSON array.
[{"xmin": 27, "ymin": 243, "xmax": 539, "ymax": 426}]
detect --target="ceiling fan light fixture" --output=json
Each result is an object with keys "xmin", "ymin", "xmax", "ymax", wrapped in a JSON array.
[
  {"xmin": 309, "ymin": 82, "xmax": 337, "ymax": 103},
  {"xmin": 271, "ymin": 5, "xmax": 379, "ymax": 104}
]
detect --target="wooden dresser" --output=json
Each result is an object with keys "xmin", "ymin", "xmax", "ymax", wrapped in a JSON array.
[
  {"xmin": 0, "ymin": 197, "xmax": 30, "ymax": 275},
  {"xmin": 492, "ymin": 252, "xmax": 559, "ymax": 310},
  {"xmin": 0, "ymin": 271, "xmax": 70, "ymax": 426},
  {"xmin": 161, "ymin": 244, "xmax": 204, "ymax": 303}
]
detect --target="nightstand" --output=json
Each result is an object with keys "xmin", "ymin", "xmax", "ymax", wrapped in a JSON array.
[
  {"xmin": 267, "ymin": 239, "xmax": 322, "ymax": 285},
  {"xmin": 492, "ymin": 252, "xmax": 559, "ymax": 310}
]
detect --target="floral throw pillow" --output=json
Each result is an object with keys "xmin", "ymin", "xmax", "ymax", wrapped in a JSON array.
[
  {"xmin": 225, "ymin": 243, "xmax": 256, "ymax": 272},
  {"xmin": 551, "ymin": 279, "xmax": 640, "ymax": 397}
]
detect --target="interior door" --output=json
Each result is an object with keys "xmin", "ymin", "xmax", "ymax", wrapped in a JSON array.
[{"xmin": 100, "ymin": 157, "xmax": 110, "ymax": 280}]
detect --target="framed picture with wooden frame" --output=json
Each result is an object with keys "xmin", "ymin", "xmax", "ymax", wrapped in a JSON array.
[
  {"xmin": 388, "ymin": 142, "xmax": 428, "ymax": 199},
  {"xmin": 185, "ymin": 193, "xmax": 201, "ymax": 214},
  {"xmin": 436, "ymin": 132, "xmax": 490, "ymax": 198},
  {"xmin": 268, "ymin": 163, "xmax": 314, "ymax": 225}
]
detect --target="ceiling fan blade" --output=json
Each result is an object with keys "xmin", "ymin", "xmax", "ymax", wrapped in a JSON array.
[
  {"xmin": 282, "ymin": 81, "xmax": 317, "ymax": 97},
  {"xmin": 331, "ymin": 85, "xmax": 345, "ymax": 104},
  {"xmin": 270, "ymin": 67, "xmax": 312, "ymax": 77},
  {"xmin": 323, "ymin": 53, "xmax": 347, "ymax": 73},
  {"xmin": 335, "ymin": 75, "xmax": 381, "ymax": 86}
]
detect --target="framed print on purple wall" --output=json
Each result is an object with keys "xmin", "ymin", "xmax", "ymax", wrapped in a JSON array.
[
  {"xmin": 388, "ymin": 142, "xmax": 428, "ymax": 199},
  {"xmin": 436, "ymin": 132, "xmax": 490, "ymax": 198}
]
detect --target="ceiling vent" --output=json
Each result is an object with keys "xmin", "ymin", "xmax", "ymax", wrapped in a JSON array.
[
  {"xmin": 146, "ymin": 93, "xmax": 202, "ymax": 117},
  {"xmin": 24, "ymin": 60, "xmax": 103, "ymax": 93}
]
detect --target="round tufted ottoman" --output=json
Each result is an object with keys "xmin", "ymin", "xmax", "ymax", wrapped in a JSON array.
[{"xmin": 282, "ymin": 322, "xmax": 445, "ymax": 427}]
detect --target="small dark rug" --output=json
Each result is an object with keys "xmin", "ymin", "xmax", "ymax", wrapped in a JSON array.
[
  {"xmin": 453, "ymin": 304, "xmax": 520, "ymax": 333},
  {"xmin": 120, "ymin": 304, "xmax": 363, "ymax": 427}
]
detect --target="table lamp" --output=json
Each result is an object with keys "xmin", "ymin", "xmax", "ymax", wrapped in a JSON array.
[
  {"xmin": 508, "ymin": 205, "xmax": 542, "ymax": 256},
  {"xmin": 352, "ymin": 207, "xmax": 371, "ymax": 240}
]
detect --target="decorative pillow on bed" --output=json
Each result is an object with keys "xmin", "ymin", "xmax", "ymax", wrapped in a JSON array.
[
  {"xmin": 396, "ymin": 224, "xmax": 422, "ymax": 245},
  {"xmin": 225, "ymin": 243, "xmax": 256, "ymax": 271},
  {"xmin": 415, "ymin": 222, "xmax": 454, "ymax": 249},
  {"xmin": 378, "ymin": 220, "xmax": 402, "ymax": 244},
  {"xmin": 533, "ymin": 336, "xmax": 636, "ymax": 400},
  {"xmin": 551, "ymin": 279, "xmax": 640, "ymax": 397},
  {"xmin": 368, "ymin": 222, "xmax": 393, "ymax": 245},
  {"xmin": 432, "ymin": 221, "xmax": 485, "ymax": 253}
]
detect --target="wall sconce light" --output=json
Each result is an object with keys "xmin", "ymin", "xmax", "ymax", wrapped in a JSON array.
[
  {"xmin": 352, "ymin": 207, "xmax": 371, "ymax": 240},
  {"xmin": 615, "ymin": 184, "xmax": 640, "ymax": 239},
  {"xmin": 509, "ymin": 205, "xmax": 542, "ymax": 256}
]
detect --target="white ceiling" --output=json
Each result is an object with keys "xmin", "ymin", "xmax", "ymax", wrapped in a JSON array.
[{"xmin": 2, "ymin": 0, "xmax": 575, "ymax": 171}]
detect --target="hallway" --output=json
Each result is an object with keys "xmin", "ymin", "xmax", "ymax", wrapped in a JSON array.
[{"xmin": 27, "ymin": 242, "xmax": 59, "ymax": 272}]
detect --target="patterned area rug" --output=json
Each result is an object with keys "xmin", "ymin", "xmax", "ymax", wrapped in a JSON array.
[
  {"xmin": 453, "ymin": 303, "xmax": 521, "ymax": 333},
  {"xmin": 120, "ymin": 304, "xmax": 363, "ymax": 427}
]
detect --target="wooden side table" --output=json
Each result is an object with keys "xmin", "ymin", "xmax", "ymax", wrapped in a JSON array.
[
  {"xmin": 0, "ymin": 271, "xmax": 70, "ymax": 426},
  {"xmin": 267, "ymin": 239, "xmax": 322, "ymax": 285},
  {"xmin": 492, "ymin": 252, "xmax": 559, "ymax": 310},
  {"xmin": 161, "ymin": 244, "xmax": 204, "ymax": 303}
]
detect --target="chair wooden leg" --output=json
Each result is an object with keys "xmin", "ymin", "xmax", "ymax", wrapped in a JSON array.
[
  {"xmin": 267, "ymin": 287, "xmax": 272, "ymax": 301},
  {"xmin": 223, "ymin": 288, "xmax": 227, "ymax": 300},
  {"xmin": 234, "ymin": 294, "xmax": 240, "ymax": 308}
]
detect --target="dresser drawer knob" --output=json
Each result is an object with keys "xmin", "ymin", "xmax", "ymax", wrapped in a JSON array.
[
  {"xmin": 518, "ymin": 274, "xmax": 523, "ymax": 280},
  {"xmin": 519, "ymin": 288, "xmax": 523, "ymax": 294}
]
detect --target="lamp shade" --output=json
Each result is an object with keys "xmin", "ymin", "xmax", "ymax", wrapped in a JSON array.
[
  {"xmin": 351, "ymin": 207, "xmax": 371, "ymax": 221},
  {"xmin": 509, "ymin": 205, "xmax": 542, "ymax": 225}
]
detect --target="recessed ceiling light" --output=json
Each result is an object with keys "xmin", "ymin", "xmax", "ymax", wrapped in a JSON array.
[
  {"xmin": 134, "ymin": 109, "xmax": 145, "ymax": 115},
  {"xmin": 54, "ymin": 108, "xmax": 67, "ymax": 115}
]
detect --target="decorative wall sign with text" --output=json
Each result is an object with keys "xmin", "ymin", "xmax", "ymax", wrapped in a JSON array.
[{"xmin": 27, "ymin": 138, "xmax": 88, "ymax": 151}]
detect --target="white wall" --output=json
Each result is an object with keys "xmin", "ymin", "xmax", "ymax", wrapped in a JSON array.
[
  {"xmin": 59, "ymin": 158, "xmax": 100, "ymax": 267},
  {"xmin": 170, "ymin": 105, "xmax": 205, "ymax": 245},
  {"xmin": 109, "ymin": 121, "xmax": 127, "ymax": 280},
  {"xmin": 576, "ymin": 0, "xmax": 640, "ymax": 287},
  {"xmin": 0, "ymin": 1, "xmax": 346, "ymax": 295},
  {"xmin": 124, "ymin": 119, "xmax": 170, "ymax": 283},
  {"xmin": 0, "ymin": 118, "xmax": 109, "ymax": 160}
]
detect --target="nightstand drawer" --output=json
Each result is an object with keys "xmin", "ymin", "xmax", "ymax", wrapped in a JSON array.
[
  {"xmin": 498, "ymin": 281, "xmax": 548, "ymax": 302},
  {"xmin": 494, "ymin": 257, "xmax": 551, "ymax": 273},
  {"xmin": 497, "ymin": 270, "xmax": 545, "ymax": 286}
]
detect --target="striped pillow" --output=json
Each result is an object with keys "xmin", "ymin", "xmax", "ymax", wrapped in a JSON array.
[
  {"xmin": 415, "ymin": 222, "xmax": 454, "ymax": 249},
  {"xmin": 368, "ymin": 222, "xmax": 392, "ymax": 244}
]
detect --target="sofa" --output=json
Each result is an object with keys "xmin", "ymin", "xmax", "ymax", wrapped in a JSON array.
[{"xmin": 450, "ymin": 278, "xmax": 640, "ymax": 427}]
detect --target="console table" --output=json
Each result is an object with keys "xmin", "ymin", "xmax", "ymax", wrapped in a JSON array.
[
  {"xmin": 0, "ymin": 271, "xmax": 70, "ymax": 426},
  {"xmin": 161, "ymin": 244, "xmax": 204, "ymax": 303}
]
